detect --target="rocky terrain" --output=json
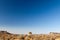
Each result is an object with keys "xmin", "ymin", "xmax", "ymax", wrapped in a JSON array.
[{"xmin": 0, "ymin": 31, "xmax": 60, "ymax": 40}]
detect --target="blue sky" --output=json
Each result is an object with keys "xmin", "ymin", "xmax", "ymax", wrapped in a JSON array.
[{"xmin": 0, "ymin": 0, "xmax": 60, "ymax": 34}]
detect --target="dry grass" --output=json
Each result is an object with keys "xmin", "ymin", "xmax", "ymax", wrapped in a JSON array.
[{"xmin": 0, "ymin": 31, "xmax": 60, "ymax": 40}]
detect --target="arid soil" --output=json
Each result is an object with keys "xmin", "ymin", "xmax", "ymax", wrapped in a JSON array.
[{"xmin": 0, "ymin": 31, "xmax": 60, "ymax": 40}]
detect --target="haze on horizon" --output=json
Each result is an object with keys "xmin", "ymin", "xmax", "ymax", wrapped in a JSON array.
[{"xmin": 0, "ymin": 0, "xmax": 60, "ymax": 34}]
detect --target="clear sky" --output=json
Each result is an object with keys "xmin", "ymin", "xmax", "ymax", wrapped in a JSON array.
[{"xmin": 0, "ymin": 0, "xmax": 60, "ymax": 34}]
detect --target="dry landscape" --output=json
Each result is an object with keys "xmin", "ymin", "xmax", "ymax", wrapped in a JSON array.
[{"xmin": 0, "ymin": 31, "xmax": 60, "ymax": 40}]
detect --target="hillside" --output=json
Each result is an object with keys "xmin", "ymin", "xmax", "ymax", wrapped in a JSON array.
[{"xmin": 0, "ymin": 31, "xmax": 60, "ymax": 40}]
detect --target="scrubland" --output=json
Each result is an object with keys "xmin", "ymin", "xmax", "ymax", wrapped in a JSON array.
[{"xmin": 0, "ymin": 31, "xmax": 60, "ymax": 40}]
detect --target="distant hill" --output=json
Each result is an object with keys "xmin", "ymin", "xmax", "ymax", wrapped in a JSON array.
[{"xmin": 0, "ymin": 31, "xmax": 12, "ymax": 35}]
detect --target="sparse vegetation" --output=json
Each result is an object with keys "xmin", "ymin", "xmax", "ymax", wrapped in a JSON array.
[{"xmin": 0, "ymin": 31, "xmax": 60, "ymax": 40}]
